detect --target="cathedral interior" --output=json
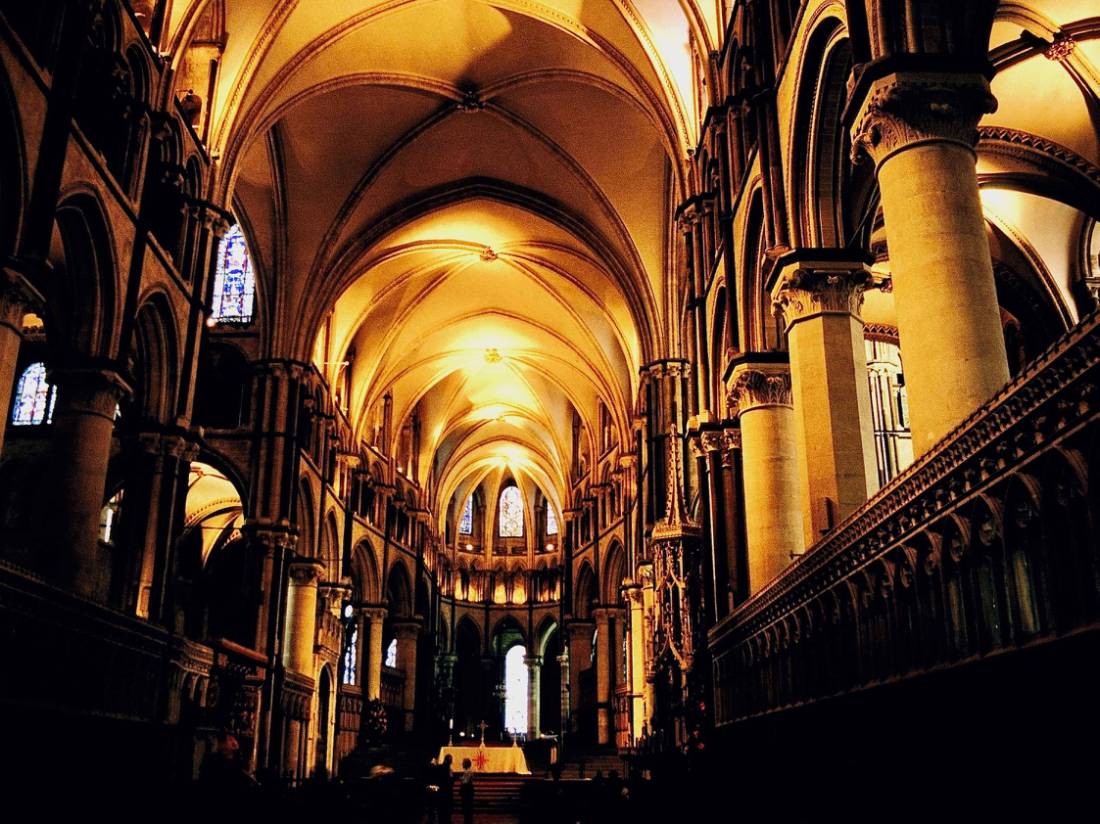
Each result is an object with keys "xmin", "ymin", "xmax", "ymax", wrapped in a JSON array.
[{"xmin": 1, "ymin": 0, "xmax": 1099, "ymax": 819}]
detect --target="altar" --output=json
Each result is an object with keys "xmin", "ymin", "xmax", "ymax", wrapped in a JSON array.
[{"xmin": 437, "ymin": 743, "xmax": 531, "ymax": 774}]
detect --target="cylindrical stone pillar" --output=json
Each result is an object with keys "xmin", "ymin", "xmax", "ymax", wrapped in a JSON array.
[
  {"xmin": 594, "ymin": 607, "xmax": 612, "ymax": 746},
  {"xmin": 46, "ymin": 368, "xmax": 130, "ymax": 598},
  {"xmin": 773, "ymin": 262, "xmax": 880, "ymax": 546},
  {"xmin": 524, "ymin": 654, "xmax": 542, "ymax": 738},
  {"xmin": 728, "ymin": 362, "xmax": 802, "ymax": 593},
  {"xmin": 625, "ymin": 582, "xmax": 647, "ymax": 741},
  {"xmin": 364, "ymin": 607, "xmax": 387, "ymax": 701},
  {"xmin": 850, "ymin": 72, "xmax": 1008, "ymax": 454},
  {"xmin": 284, "ymin": 559, "xmax": 324, "ymax": 674}
]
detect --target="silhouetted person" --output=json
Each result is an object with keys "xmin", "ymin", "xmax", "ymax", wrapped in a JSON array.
[
  {"xmin": 437, "ymin": 754, "xmax": 455, "ymax": 823},
  {"xmin": 460, "ymin": 758, "xmax": 475, "ymax": 824}
]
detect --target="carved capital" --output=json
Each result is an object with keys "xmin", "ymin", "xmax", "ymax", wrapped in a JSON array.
[
  {"xmin": 772, "ymin": 266, "xmax": 871, "ymax": 329},
  {"xmin": 728, "ymin": 364, "xmax": 793, "ymax": 415},
  {"xmin": 523, "ymin": 654, "xmax": 543, "ymax": 669},
  {"xmin": 242, "ymin": 522, "xmax": 297, "ymax": 554},
  {"xmin": 48, "ymin": 368, "xmax": 132, "ymax": 420},
  {"xmin": 1, "ymin": 266, "xmax": 43, "ymax": 334},
  {"xmin": 288, "ymin": 559, "xmax": 324, "ymax": 586},
  {"xmin": 392, "ymin": 620, "xmax": 421, "ymax": 640},
  {"xmin": 850, "ymin": 72, "xmax": 996, "ymax": 167},
  {"xmin": 700, "ymin": 430, "xmax": 725, "ymax": 455},
  {"xmin": 362, "ymin": 606, "xmax": 388, "ymax": 623}
]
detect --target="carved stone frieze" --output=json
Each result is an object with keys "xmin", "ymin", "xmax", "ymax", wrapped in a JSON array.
[{"xmin": 850, "ymin": 72, "xmax": 997, "ymax": 167}]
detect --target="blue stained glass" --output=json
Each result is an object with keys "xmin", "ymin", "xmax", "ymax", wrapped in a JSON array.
[
  {"xmin": 11, "ymin": 362, "xmax": 53, "ymax": 426},
  {"xmin": 459, "ymin": 495, "xmax": 473, "ymax": 534},
  {"xmin": 499, "ymin": 485, "xmax": 523, "ymax": 538},
  {"xmin": 545, "ymin": 505, "xmax": 558, "ymax": 536},
  {"xmin": 211, "ymin": 224, "xmax": 255, "ymax": 323}
]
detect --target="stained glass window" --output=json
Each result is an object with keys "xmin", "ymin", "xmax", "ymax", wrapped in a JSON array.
[
  {"xmin": 499, "ymin": 485, "xmax": 523, "ymax": 537},
  {"xmin": 342, "ymin": 604, "xmax": 358, "ymax": 686},
  {"xmin": 459, "ymin": 495, "xmax": 473, "ymax": 535},
  {"xmin": 385, "ymin": 637, "xmax": 397, "ymax": 668},
  {"xmin": 545, "ymin": 505, "xmax": 558, "ymax": 536},
  {"xmin": 11, "ymin": 362, "xmax": 55, "ymax": 426},
  {"xmin": 211, "ymin": 224, "xmax": 255, "ymax": 324}
]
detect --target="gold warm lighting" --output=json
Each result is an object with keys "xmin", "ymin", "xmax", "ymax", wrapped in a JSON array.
[{"xmin": 483, "ymin": 347, "xmax": 502, "ymax": 363}]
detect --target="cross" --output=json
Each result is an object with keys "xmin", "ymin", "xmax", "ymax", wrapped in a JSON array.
[{"xmin": 478, "ymin": 720, "xmax": 488, "ymax": 746}]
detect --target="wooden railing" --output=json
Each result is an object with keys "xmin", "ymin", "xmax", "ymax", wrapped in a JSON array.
[{"xmin": 710, "ymin": 309, "xmax": 1100, "ymax": 725}]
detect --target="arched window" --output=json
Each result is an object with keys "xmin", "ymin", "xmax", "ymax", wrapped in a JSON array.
[
  {"xmin": 545, "ymin": 505, "xmax": 558, "ymax": 536},
  {"xmin": 499, "ymin": 485, "xmax": 523, "ymax": 537},
  {"xmin": 459, "ymin": 495, "xmax": 473, "ymax": 535},
  {"xmin": 341, "ymin": 603, "xmax": 358, "ymax": 685},
  {"xmin": 11, "ymin": 362, "xmax": 56, "ymax": 426},
  {"xmin": 504, "ymin": 645, "xmax": 528, "ymax": 734},
  {"xmin": 385, "ymin": 637, "xmax": 397, "ymax": 668},
  {"xmin": 210, "ymin": 223, "xmax": 255, "ymax": 324}
]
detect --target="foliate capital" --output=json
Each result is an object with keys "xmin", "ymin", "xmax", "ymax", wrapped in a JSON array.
[
  {"xmin": 772, "ymin": 265, "xmax": 871, "ymax": 330},
  {"xmin": 727, "ymin": 364, "xmax": 792, "ymax": 416},
  {"xmin": 288, "ymin": 558, "xmax": 325, "ymax": 586},
  {"xmin": 850, "ymin": 72, "xmax": 996, "ymax": 167},
  {"xmin": 362, "ymin": 606, "xmax": 388, "ymax": 623}
]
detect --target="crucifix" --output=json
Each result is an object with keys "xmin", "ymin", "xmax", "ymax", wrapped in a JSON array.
[{"xmin": 478, "ymin": 719, "xmax": 488, "ymax": 746}]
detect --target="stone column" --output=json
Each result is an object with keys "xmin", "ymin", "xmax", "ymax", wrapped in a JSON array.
[
  {"xmin": 593, "ymin": 607, "xmax": 612, "ymax": 746},
  {"xmin": 284, "ymin": 559, "xmax": 324, "ymax": 674},
  {"xmin": 721, "ymin": 427, "xmax": 749, "ymax": 605},
  {"xmin": 850, "ymin": 72, "xmax": 1008, "ymax": 454},
  {"xmin": 363, "ymin": 607, "xmax": 387, "ymax": 701},
  {"xmin": 46, "ymin": 367, "xmax": 131, "ymax": 598},
  {"xmin": 728, "ymin": 362, "xmax": 802, "ymax": 593},
  {"xmin": 393, "ymin": 620, "xmax": 420, "ymax": 732},
  {"xmin": 624, "ymin": 582, "xmax": 647, "ymax": 741},
  {"xmin": 524, "ymin": 654, "xmax": 542, "ymax": 738},
  {"xmin": 773, "ymin": 262, "xmax": 880, "ymax": 546},
  {"xmin": 637, "ymin": 561, "xmax": 657, "ymax": 729},
  {"xmin": 0, "ymin": 267, "xmax": 42, "ymax": 451},
  {"xmin": 566, "ymin": 622, "xmax": 592, "ymax": 733}
]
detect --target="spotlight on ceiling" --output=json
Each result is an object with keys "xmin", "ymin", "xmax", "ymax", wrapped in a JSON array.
[{"xmin": 484, "ymin": 347, "xmax": 502, "ymax": 363}]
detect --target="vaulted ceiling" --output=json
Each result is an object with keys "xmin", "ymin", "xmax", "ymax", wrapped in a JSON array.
[{"xmin": 164, "ymin": 1, "xmax": 719, "ymax": 523}]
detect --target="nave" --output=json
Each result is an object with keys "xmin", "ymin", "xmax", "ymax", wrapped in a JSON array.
[{"xmin": 1, "ymin": 1, "xmax": 1099, "ymax": 820}]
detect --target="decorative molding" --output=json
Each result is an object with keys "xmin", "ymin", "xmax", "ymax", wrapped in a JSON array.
[
  {"xmin": 850, "ymin": 72, "xmax": 996, "ymax": 167},
  {"xmin": 728, "ymin": 365, "xmax": 793, "ymax": 415},
  {"xmin": 978, "ymin": 125, "xmax": 1100, "ymax": 187},
  {"xmin": 714, "ymin": 307, "xmax": 1100, "ymax": 648},
  {"xmin": 772, "ymin": 267, "xmax": 870, "ymax": 329}
]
